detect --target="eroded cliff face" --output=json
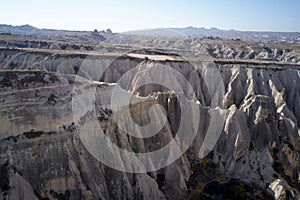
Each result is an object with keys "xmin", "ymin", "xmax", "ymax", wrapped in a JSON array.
[{"xmin": 0, "ymin": 36, "xmax": 300, "ymax": 200}]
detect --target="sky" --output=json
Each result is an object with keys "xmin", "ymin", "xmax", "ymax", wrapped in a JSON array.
[{"xmin": 1, "ymin": 0, "xmax": 300, "ymax": 32}]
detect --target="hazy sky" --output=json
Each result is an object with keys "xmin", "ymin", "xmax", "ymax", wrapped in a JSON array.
[{"xmin": 1, "ymin": 0, "xmax": 300, "ymax": 32}]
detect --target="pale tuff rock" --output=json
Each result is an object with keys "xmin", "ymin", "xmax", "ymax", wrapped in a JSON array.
[
  {"xmin": 0, "ymin": 162, "xmax": 38, "ymax": 200},
  {"xmin": 269, "ymin": 179, "xmax": 300, "ymax": 199},
  {"xmin": 0, "ymin": 43, "xmax": 300, "ymax": 199}
]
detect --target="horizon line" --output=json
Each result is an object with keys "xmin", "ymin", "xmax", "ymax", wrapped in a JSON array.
[{"xmin": 1, "ymin": 23, "xmax": 300, "ymax": 34}]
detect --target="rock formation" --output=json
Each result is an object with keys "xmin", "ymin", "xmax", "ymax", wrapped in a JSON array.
[{"xmin": 0, "ymin": 34, "xmax": 299, "ymax": 199}]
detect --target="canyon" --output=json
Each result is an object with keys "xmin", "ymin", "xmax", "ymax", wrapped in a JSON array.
[{"xmin": 0, "ymin": 32, "xmax": 299, "ymax": 199}]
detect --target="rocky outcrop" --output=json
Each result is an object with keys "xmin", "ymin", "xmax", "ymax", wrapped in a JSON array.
[
  {"xmin": 207, "ymin": 44, "xmax": 300, "ymax": 63},
  {"xmin": 0, "ymin": 36, "xmax": 300, "ymax": 199}
]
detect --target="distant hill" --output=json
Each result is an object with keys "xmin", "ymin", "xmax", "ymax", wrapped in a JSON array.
[
  {"xmin": 0, "ymin": 24, "xmax": 114, "ymax": 35},
  {"xmin": 124, "ymin": 26, "xmax": 300, "ymax": 44},
  {"xmin": 0, "ymin": 24, "xmax": 114, "ymax": 43},
  {"xmin": 0, "ymin": 24, "xmax": 39, "ymax": 34},
  {"xmin": 0, "ymin": 24, "xmax": 299, "ymax": 44}
]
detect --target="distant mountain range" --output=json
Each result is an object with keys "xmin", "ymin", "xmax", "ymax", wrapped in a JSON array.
[
  {"xmin": 0, "ymin": 24, "xmax": 111, "ymax": 34},
  {"xmin": 0, "ymin": 24, "xmax": 113, "ymax": 43},
  {"xmin": 1, "ymin": 24, "xmax": 300, "ymax": 44},
  {"xmin": 124, "ymin": 26, "xmax": 300, "ymax": 44}
]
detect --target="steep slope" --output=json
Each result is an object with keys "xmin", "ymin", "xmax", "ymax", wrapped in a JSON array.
[{"xmin": 0, "ymin": 36, "xmax": 300, "ymax": 199}]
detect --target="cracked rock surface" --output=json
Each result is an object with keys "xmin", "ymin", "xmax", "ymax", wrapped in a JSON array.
[{"xmin": 0, "ymin": 35, "xmax": 300, "ymax": 199}]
